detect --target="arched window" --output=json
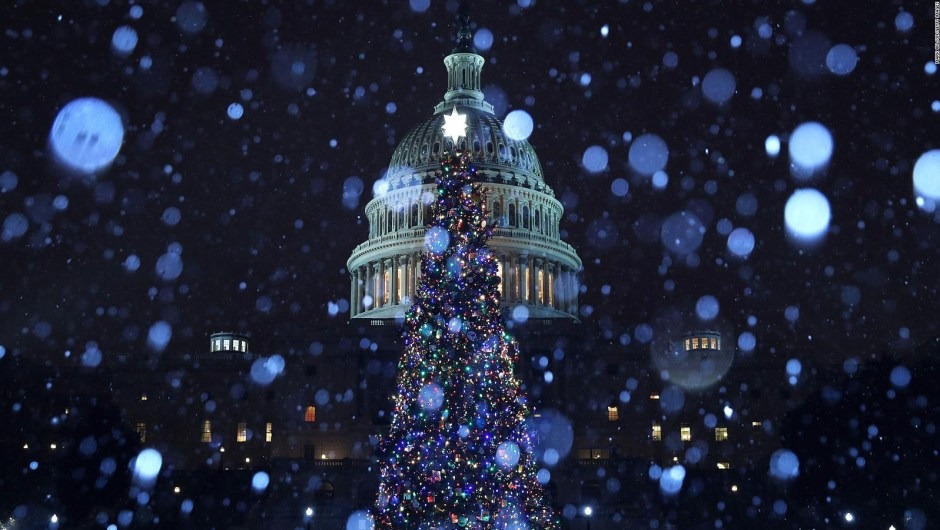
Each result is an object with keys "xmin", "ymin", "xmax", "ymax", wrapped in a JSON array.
[
  {"xmin": 411, "ymin": 203, "xmax": 419, "ymax": 227},
  {"xmin": 534, "ymin": 208, "xmax": 541, "ymax": 231},
  {"xmin": 508, "ymin": 204, "xmax": 516, "ymax": 227},
  {"xmin": 397, "ymin": 207, "xmax": 405, "ymax": 230},
  {"xmin": 305, "ymin": 406, "xmax": 316, "ymax": 423},
  {"xmin": 522, "ymin": 205, "xmax": 530, "ymax": 229},
  {"xmin": 492, "ymin": 201, "xmax": 502, "ymax": 225},
  {"xmin": 386, "ymin": 211, "xmax": 392, "ymax": 234}
]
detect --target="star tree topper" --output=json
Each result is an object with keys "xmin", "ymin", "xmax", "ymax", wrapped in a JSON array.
[{"xmin": 441, "ymin": 106, "xmax": 468, "ymax": 144}]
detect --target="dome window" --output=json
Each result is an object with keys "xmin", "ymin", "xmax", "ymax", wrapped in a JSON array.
[
  {"xmin": 508, "ymin": 204, "xmax": 517, "ymax": 227},
  {"xmin": 522, "ymin": 206, "xmax": 530, "ymax": 229}
]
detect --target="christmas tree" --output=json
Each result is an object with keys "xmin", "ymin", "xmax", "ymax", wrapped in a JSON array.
[{"xmin": 371, "ymin": 110, "xmax": 559, "ymax": 530}]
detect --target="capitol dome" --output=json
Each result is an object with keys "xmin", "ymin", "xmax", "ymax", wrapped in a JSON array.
[
  {"xmin": 382, "ymin": 105, "xmax": 550, "ymax": 194},
  {"xmin": 347, "ymin": 14, "xmax": 582, "ymax": 321}
]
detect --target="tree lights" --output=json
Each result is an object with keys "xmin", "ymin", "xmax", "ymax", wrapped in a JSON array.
[{"xmin": 371, "ymin": 147, "xmax": 558, "ymax": 529}]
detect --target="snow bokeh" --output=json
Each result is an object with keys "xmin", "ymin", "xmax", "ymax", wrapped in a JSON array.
[
  {"xmin": 784, "ymin": 188, "xmax": 831, "ymax": 240},
  {"xmin": 49, "ymin": 98, "xmax": 124, "ymax": 174}
]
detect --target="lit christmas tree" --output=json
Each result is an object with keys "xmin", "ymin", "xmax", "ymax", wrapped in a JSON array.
[{"xmin": 371, "ymin": 109, "xmax": 559, "ymax": 530}]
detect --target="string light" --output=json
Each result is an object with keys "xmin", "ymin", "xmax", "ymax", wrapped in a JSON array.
[{"xmin": 371, "ymin": 150, "xmax": 558, "ymax": 529}]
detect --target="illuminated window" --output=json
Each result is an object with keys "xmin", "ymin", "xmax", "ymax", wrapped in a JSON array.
[
  {"xmin": 717, "ymin": 462, "xmax": 732, "ymax": 470},
  {"xmin": 201, "ymin": 420, "xmax": 212, "ymax": 443},
  {"xmin": 547, "ymin": 271, "xmax": 554, "ymax": 305},
  {"xmin": 680, "ymin": 425, "xmax": 692, "ymax": 441},
  {"xmin": 715, "ymin": 427, "xmax": 729, "ymax": 441},
  {"xmin": 537, "ymin": 270, "xmax": 545, "ymax": 303},
  {"xmin": 691, "ymin": 338, "xmax": 699, "ymax": 349},
  {"xmin": 651, "ymin": 424, "xmax": 662, "ymax": 441},
  {"xmin": 241, "ymin": 341, "xmax": 247, "ymax": 352},
  {"xmin": 684, "ymin": 339, "xmax": 690, "ymax": 351},
  {"xmin": 265, "ymin": 422, "xmax": 273, "ymax": 443},
  {"xmin": 223, "ymin": 339, "xmax": 230, "ymax": 350},
  {"xmin": 397, "ymin": 269, "xmax": 403, "ymax": 301},
  {"xmin": 576, "ymin": 448, "xmax": 609, "ymax": 459},
  {"xmin": 607, "ymin": 406, "xmax": 619, "ymax": 422},
  {"xmin": 383, "ymin": 271, "xmax": 390, "ymax": 304},
  {"xmin": 305, "ymin": 406, "xmax": 316, "ymax": 423},
  {"xmin": 710, "ymin": 337, "xmax": 717, "ymax": 349},
  {"xmin": 752, "ymin": 421, "xmax": 762, "ymax": 433},
  {"xmin": 237, "ymin": 422, "xmax": 247, "ymax": 443},
  {"xmin": 136, "ymin": 422, "xmax": 147, "ymax": 443},
  {"xmin": 650, "ymin": 394, "xmax": 660, "ymax": 400},
  {"xmin": 214, "ymin": 339, "xmax": 221, "ymax": 351},
  {"xmin": 140, "ymin": 393, "xmax": 148, "ymax": 401}
]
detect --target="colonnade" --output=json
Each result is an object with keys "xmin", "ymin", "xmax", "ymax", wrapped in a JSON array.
[{"xmin": 349, "ymin": 253, "xmax": 579, "ymax": 318}]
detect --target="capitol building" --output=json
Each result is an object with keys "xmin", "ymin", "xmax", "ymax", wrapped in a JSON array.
[{"xmin": 347, "ymin": 16, "xmax": 581, "ymax": 322}]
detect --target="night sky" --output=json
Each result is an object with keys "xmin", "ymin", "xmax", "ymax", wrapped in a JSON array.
[{"xmin": 1, "ymin": 0, "xmax": 938, "ymax": 366}]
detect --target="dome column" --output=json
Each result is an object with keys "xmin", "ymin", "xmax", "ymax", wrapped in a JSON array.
[
  {"xmin": 548, "ymin": 261, "xmax": 561, "ymax": 309},
  {"xmin": 402, "ymin": 254, "xmax": 411, "ymax": 305},
  {"xmin": 350, "ymin": 268, "xmax": 358, "ymax": 317},
  {"xmin": 357, "ymin": 266, "xmax": 365, "ymax": 314},
  {"xmin": 543, "ymin": 260, "xmax": 550, "ymax": 306},
  {"xmin": 526, "ymin": 255, "xmax": 536, "ymax": 304},
  {"xmin": 380, "ymin": 259, "xmax": 389, "ymax": 307},
  {"xmin": 567, "ymin": 269, "xmax": 578, "ymax": 316},
  {"xmin": 369, "ymin": 262, "xmax": 379, "ymax": 310},
  {"xmin": 534, "ymin": 258, "xmax": 544, "ymax": 304},
  {"xmin": 391, "ymin": 256, "xmax": 400, "ymax": 305}
]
